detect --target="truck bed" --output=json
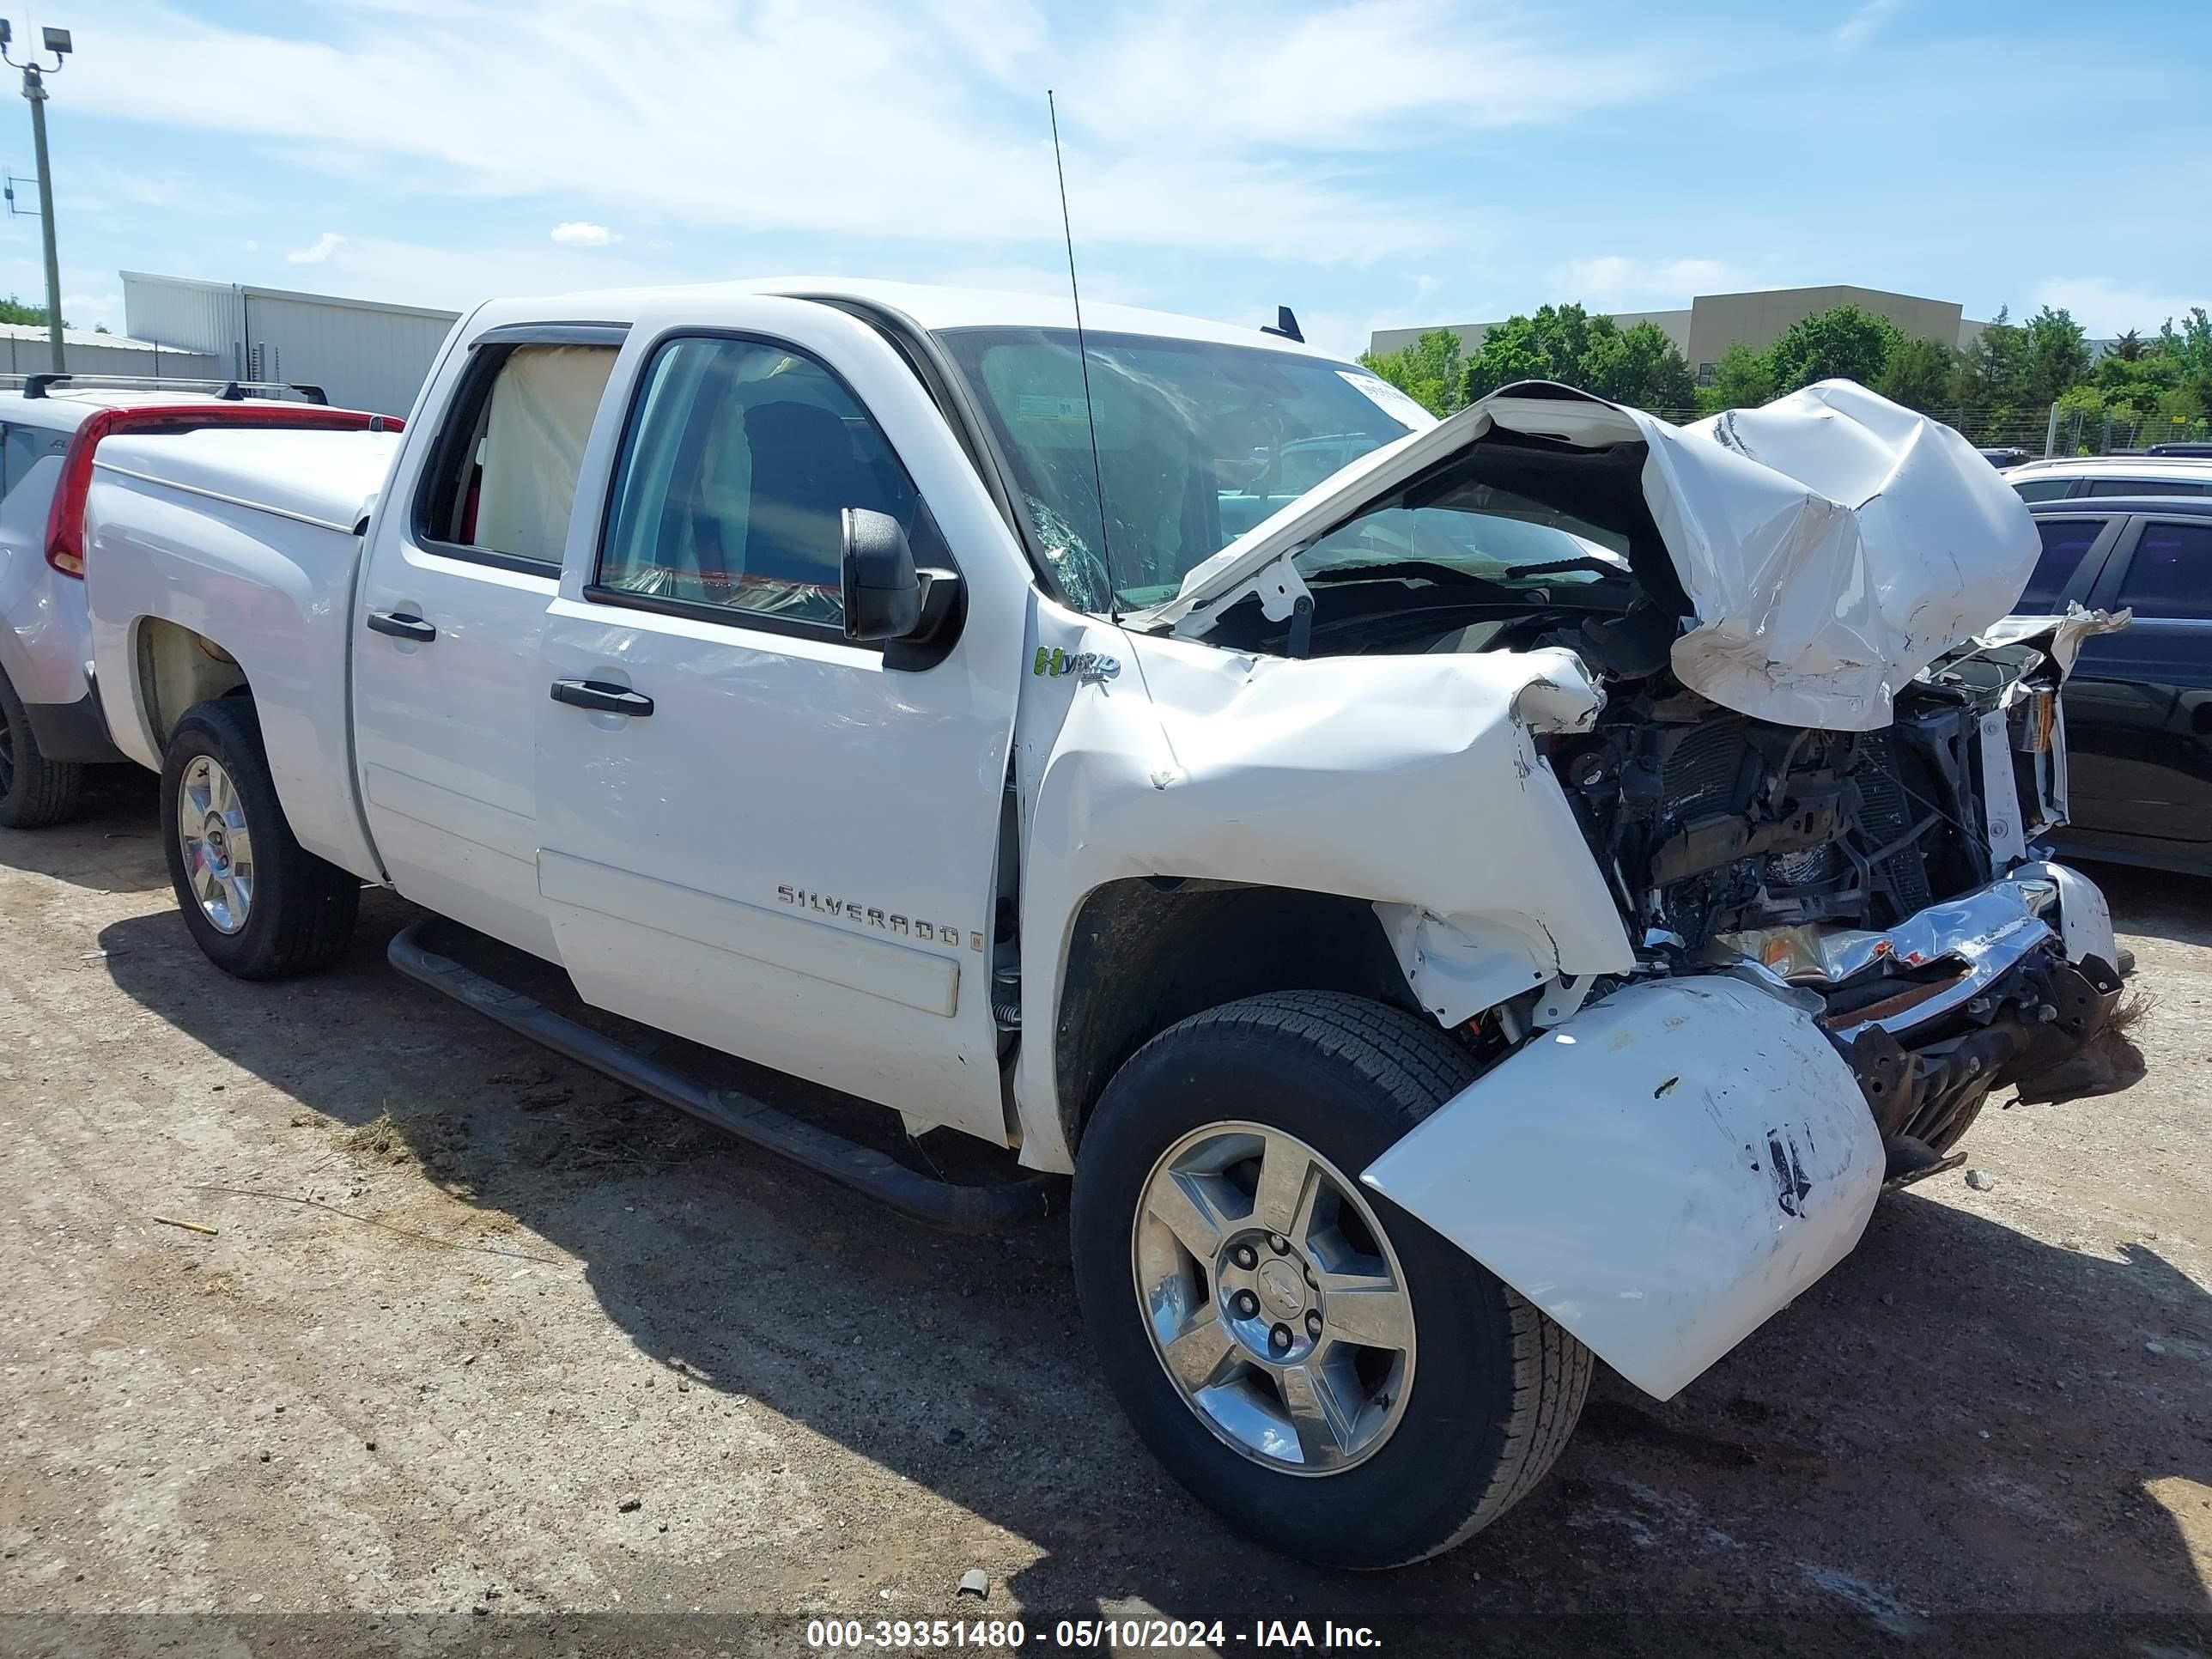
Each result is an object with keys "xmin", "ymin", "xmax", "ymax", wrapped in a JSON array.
[{"xmin": 83, "ymin": 425, "xmax": 404, "ymax": 881}]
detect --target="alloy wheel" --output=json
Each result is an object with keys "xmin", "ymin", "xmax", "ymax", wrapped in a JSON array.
[{"xmin": 1132, "ymin": 1121, "xmax": 1416, "ymax": 1474}]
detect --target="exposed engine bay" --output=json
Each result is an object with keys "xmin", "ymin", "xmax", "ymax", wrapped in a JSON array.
[{"xmin": 1189, "ymin": 419, "xmax": 2142, "ymax": 1178}]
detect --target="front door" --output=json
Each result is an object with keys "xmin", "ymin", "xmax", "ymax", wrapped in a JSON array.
[
  {"xmin": 2067, "ymin": 512, "xmax": 2212, "ymax": 853},
  {"xmin": 533, "ymin": 299, "xmax": 1028, "ymax": 1143}
]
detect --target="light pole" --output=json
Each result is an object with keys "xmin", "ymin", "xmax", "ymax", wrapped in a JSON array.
[{"xmin": 0, "ymin": 21, "xmax": 70, "ymax": 373}]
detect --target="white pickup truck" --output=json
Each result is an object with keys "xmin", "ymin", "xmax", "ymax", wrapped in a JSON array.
[{"xmin": 80, "ymin": 279, "xmax": 2139, "ymax": 1570}]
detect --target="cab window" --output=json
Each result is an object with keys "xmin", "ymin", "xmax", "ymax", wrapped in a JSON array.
[
  {"xmin": 417, "ymin": 343, "xmax": 619, "ymax": 572},
  {"xmin": 593, "ymin": 335, "xmax": 941, "ymax": 634}
]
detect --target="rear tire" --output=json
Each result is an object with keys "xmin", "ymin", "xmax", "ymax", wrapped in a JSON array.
[
  {"xmin": 1071, "ymin": 990, "xmax": 1590, "ymax": 1570},
  {"xmin": 0, "ymin": 665, "xmax": 83, "ymax": 828},
  {"xmin": 161, "ymin": 698, "xmax": 359, "ymax": 980}
]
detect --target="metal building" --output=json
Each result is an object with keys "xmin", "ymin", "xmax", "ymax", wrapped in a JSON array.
[
  {"xmin": 0, "ymin": 321, "xmax": 219, "ymax": 380},
  {"xmin": 121, "ymin": 272, "xmax": 462, "ymax": 416}
]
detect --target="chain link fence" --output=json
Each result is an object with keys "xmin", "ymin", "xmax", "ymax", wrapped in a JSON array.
[{"xmin": 1642, "ymin": 402, "xmax": 2210, "ymax": 457}]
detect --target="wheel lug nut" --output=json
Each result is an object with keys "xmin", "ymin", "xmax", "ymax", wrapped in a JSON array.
[
  {"xmin": 1232, "ymin": 1245, "xmax": 1256, "ymax": 1270},
  {"xmin": 1234, "ymin": 1291, "xmax": 1259, "ymax": 1318},
  {"xmin": 1304, "ymin": 1311, "xmax": 1322, "ymax": 1338},
  {"xmin": 1269, "ymin": 1324, "xmax": 1291, "ymax": 1352},
  {"xmin": 1268, "ymin": 1234, "xmax": 1290, "ymax": 1255}
]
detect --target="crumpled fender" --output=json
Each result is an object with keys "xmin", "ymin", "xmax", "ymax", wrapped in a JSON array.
[
  {"xmin": 1362, "ymin": 974, "xmax": 1885, "ymax": 1399},
  {"xmin": 1011, "ymin": 611, "xmax": 1633, "ymax": 1171}
]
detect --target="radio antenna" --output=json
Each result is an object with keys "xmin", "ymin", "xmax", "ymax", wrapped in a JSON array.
[{"xmin": 1047, "ymin": 89, "xmax": 1118, "ymax": 619}]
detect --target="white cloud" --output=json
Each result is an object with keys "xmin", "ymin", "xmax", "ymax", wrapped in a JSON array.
[
  {"xmin": 1833, "ymin": 0, "xmax": 1905, "ymax": 50},
  {"xmin": 1555, "ymin": 257, "xmax": 1737, "ymax": 310},
  {"xmin": 550, "ymin": 221, "xmax": 617, "ymax": 247},
  {"xmin": 286, "ymin": 231, "xmax": 347, "ymax": 264},
  {"xmin": 2030, "ymin": 277, "xmax": 2209, "ymax": 337},
  {"xmin": 64, "ymin": 0, "xmax": 1679, "ymax": 264}
]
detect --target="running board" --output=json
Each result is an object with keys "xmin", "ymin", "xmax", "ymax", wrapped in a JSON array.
[{"xmin": 387, "ymin": 918, "xmax": 1060, "ymax": 1234}]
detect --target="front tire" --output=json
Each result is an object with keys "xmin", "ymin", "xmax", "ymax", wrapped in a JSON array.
[
  {"xmin": 0, "ymin": 665, "xmax": 83, "ymax": 828},
  {"xmin": 1072, "ymin": 991, "xmax": 1589, "ymax": 1570},
  {"xmin": 161, "ymin": 698, "xmax": 359, "ymax": 980}
]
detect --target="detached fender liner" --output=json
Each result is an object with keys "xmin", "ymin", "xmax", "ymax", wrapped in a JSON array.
[{"xmin": 1362, "ymin": 975, "xmax": 1884, "ymax": 1400}]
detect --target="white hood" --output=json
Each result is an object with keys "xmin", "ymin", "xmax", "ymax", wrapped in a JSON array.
[{"xmin": 1154, "ymin": 380, "xmax": 2040, "ymax": 732}]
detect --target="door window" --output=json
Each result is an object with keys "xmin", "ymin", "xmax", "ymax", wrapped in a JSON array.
[
  {"xmin": 2114, "ymin": 520, "xmax": 2212, "ymax": 620},
  {"xmin": 2011, "ymin": 477, "xmax": 2075, "ymax": 502},
  {"xmin": 594, "ymin": 335, "xmax": 939, "ymax": 633},
  {"xmin": 0, "ymin": 421, "xmax": 66, "ymax": 502},
  {"xmin": 2020, "ymin": 517, "xmax": 2110, "ymax": 611},
  {"xmin": 2084, "ymin": 477, "xmax": 2209, "ymax": 498},
  {"xmin": 416, "ymin": 343, "xmax": 619, "ymax": 572}
]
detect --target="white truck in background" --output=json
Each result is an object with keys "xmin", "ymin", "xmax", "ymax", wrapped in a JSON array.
[
  {"xmin": 78, "ymin": 279, "xmax": 2140, "ymax": 1569},
  {"xmin": 0, "ymin": 375, "xmax": 391, "ymax": 826}
]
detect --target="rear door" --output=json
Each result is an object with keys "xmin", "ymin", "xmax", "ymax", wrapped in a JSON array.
[
  {"xmin": 2063, "ymin": 513, "xmax": 2212, "ymax": 848},
  {"xmin": 353, "ymin": 324, "xmax": 623, "ymax": 957},
  {"xmin": 532, "ymin": 298, "xmax": 1030, "ymax": 1143}
]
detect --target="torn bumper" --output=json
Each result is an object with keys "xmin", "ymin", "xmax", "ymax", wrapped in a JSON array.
[{"xmin": 1362, "ymin": 861, "xmax": 2131, "ymax": 1401}]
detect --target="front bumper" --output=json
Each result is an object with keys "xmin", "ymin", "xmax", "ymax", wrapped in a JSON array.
[{"xmin": 1363, "ymin": 862, "xmax": 2130, "ymax": 1401}]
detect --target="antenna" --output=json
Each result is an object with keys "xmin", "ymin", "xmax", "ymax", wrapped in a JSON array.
[{"xmin": 1047, "ymin": 89, "xmax": 1118, "ymax": 619}]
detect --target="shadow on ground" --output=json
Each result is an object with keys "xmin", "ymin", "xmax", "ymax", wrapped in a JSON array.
[
  {"xmin": 54, "ymin": 832, "xmax": 2212, "ymax": 1634},
  {"xmin": 0, "ymin": 764, "xmax": 168, "ymax": 895}
]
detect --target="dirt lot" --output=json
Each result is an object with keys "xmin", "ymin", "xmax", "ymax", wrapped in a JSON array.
[{"xmin": 2, "ymin": 772, "xmax": 2209, "ymax": 1656}]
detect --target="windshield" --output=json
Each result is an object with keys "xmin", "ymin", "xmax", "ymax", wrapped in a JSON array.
[
  {"xmin": 1297, "ymin": 478, "xmax": 1632, "ymax": 588},
  {"xmin": 935, "ymin": 326, "xmax": 1424, "ymax": 612}
]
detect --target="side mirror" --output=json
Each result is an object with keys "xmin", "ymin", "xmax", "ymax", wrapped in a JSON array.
[
  {"xmin": 841, "ymin": 507, "xmax": 963, "ymax": 657},
  {"xmin": 842, "ymin": 508, "xmax": 922, "ymax": 641}
]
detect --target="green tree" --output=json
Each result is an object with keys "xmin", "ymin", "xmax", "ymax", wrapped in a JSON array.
[
  {"xmin": 2020, "ymin": 306, "xmax": 2092, "ymax": 407},
  {"xmin": 1951, "ymin": 307, "xmax": 2029, "ymax": 412},
  {"xmin": 1462, "ymin": 302, "xmax": 1613, "ymax": 400},
  {"xmin": 0, "ymin": 294, "xmax": 63, "ymax": 328},
  {"xmin": 1358, "ymin": 327, "xmax": 1466, "ymax": 417},
  {"xmin": 1583, "ymin": 319, "xmax": 1698, "ymax": 410},
  {"xmin": 1696, "ymin": 342, "xmax": 1777, "ymax": 414},
  {"xmin": 1875, "ymin": 334, "xmax": 1958, "ymax": 413},
  {"xmin": 2155, "ymin": 307, "xmax": 2212, "ymax": 421},
  {"xmin": 1457, "ymin": 303, "xmax": 1695, "ymax": 410},
  {"xmin": 1765, "ymin": 305, "xmax": 1904, "ymax": 392},
  {"xmin": 2108, "ymin": 328, "xmax": 2147, "ymax": 362}
]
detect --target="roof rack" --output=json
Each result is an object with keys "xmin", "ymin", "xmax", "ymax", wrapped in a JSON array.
[{"xmin": 9, "ymin": 373, "xmax": 331, "ymax": 405}]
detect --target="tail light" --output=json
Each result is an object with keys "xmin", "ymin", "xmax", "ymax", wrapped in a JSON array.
[{"xmin": 45, "ymin": 403, "xmax": 400, "ymax": 578}]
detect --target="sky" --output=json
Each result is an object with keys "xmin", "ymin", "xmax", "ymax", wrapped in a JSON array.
[{"xmin": 3, "ymin": 0, "xmax": 2207, "ymax": 360}]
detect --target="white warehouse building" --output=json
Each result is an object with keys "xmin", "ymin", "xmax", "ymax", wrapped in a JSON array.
[{"xmin": 121, "ymin": 272, "xmax": 462, "ymax": 416}]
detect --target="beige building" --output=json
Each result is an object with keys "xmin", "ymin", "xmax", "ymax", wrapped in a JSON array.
[{"xmin": 1371, "ymin": 284, "xmax": 1991, "ymax": 386}]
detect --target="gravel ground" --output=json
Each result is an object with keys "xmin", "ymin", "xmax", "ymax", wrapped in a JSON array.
[{"xmin": 1, "ymin": 773, "xmax": 2208, "ymax": 1656}]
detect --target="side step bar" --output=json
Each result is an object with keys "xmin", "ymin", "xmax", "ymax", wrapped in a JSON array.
[{"xmin": 387, "ymin": 919, "xmax": 1061, "ymax": 1234}]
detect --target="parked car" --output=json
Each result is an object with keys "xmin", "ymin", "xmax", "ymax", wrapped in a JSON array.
[
  {"xmin": 2002, "ymin": 453, "xmax": 2212, "ymax": 502},
  {"xmin": 72, "ymin": 282, "xmax": 2139, "ymax": 1569},
  {"xmin": 2145, "ymin": 441, "xmax": 2212, "ymax": 459},
  {"xmin": 1978, "ymin": 445, "xmax": 2031, "ymax": 467},
  {"xmin": 0, "ymin": 374, "xmax": 393, "ymax": 827},
  {"xmin": 2023, "ymin": 495, "xmax": 2212, "ymax": 876}
]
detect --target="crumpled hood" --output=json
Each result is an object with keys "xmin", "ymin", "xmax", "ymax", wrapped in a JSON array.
[{"xmin": 1155, "ymin": 380, "xmax": 2040, "ymax": 732}]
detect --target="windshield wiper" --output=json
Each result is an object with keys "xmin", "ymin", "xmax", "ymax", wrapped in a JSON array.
[
  {"xmin": 1500, "ymin": 555, "xmax": 1632, "ymax": 580},
  {"xmin": 1301, "ymin": 558, "xmax": 1504, "ymax": 591}
]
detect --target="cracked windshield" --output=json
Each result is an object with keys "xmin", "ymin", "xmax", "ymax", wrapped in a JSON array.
[{"xmin": 937, "ymin": 326, "xmax": 1425, "ymax": 611}]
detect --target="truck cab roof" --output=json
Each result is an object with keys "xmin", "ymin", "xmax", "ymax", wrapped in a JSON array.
[{"xmin": 459, "ymin": 276, "xmax": 1346, "ymax": 359}]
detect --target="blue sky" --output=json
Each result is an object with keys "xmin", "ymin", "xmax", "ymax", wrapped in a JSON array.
[{"xmin": 7, "ymin": 0, "xmax": 2209, "ymax": 358}]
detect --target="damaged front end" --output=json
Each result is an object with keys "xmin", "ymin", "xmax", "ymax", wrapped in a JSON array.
[
  {"xmin": 1142, "ymin": 378, "xmax": 2150, "ymax": 1399},
  {"xmin": 1547, "ymin": 611, "xmax": 2142, "ymax": 1180}
]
